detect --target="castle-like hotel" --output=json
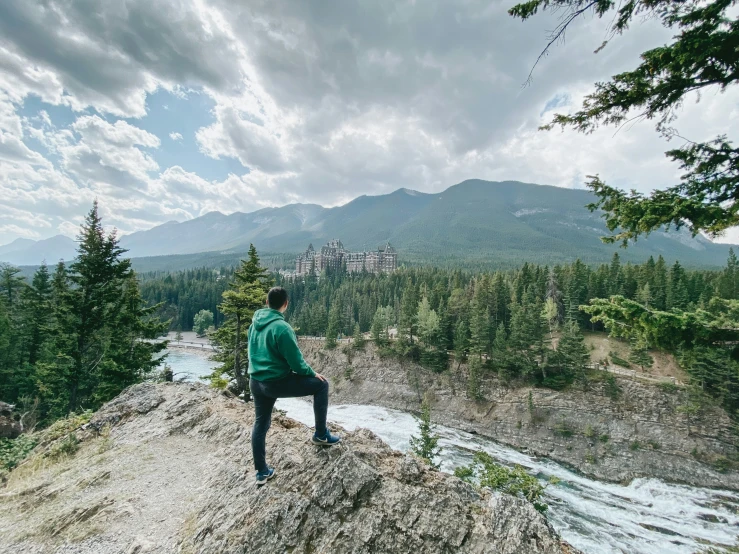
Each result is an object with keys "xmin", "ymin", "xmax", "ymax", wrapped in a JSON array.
[{"xmin": 294, "ymin": 239, "xmax": 397, "ymax": 275}]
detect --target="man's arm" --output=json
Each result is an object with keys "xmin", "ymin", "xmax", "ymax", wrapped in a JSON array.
[{"xmin": 276, "ymin": 326, "xmax": 316, "ymax": 377}]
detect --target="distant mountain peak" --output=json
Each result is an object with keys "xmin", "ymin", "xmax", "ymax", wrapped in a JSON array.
[{"xmin": 395, "ymin": 187, "xmax": 424, "ymax": 196}]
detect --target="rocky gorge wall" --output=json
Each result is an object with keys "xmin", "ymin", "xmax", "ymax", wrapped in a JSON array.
[
  {"xmin": 300, "ymin": 340, "xmax": 739, "ymax": 490},
  {"xmin": 0, "ymin": 383, "xmax": 576, "ymax": 554}
]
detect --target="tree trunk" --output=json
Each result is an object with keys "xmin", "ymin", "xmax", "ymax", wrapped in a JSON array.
[{"xmin": 233, "ymin": 314, "xmax": 246, "ymax": 395}]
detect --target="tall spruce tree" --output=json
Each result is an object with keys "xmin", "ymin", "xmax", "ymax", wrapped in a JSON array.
[
  {"xmin": 45, "ymin": 202, "xmax": 166, "ymax": 417},
  {"xmin": 210, "ymin": 246, "xmax": 273, "ymax": 396}
]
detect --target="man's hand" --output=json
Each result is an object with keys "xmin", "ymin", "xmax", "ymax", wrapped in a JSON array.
[{"xmin": 315, "ymin": 373, "xmax": 327, "ymax": 382}]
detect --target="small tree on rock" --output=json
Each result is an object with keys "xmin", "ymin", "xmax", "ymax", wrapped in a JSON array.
[{"xmin": 409, "ymin": 397, "xmax": 442, "ymax": 469}]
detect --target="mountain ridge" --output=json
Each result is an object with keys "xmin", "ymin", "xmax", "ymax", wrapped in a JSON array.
[{"xmin": 1, "ymin": 179, "xmax": 735, "ymax": 268}]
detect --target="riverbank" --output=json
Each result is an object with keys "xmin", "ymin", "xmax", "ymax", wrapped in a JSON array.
[{"xmin": 299, "ymin": 340, "xmax": 739, "ymax": 490}]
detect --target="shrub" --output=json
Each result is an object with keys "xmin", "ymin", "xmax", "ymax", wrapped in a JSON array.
[
  {"xmin": 629, "ymin": 441, "xmax": 641, "ymax": 451},
  {"xmin": 344, "ymin": 366, "xmax": 355, "ymax": 381},
  {"xmin": 603, "ymin": 374, "xmax": 622, "ymax": 401},
  {"xmin": 43, "ymin": 410, "xmax": 93, "ymax": 442},
  {"xmin": 48, "ymin": 433, "xmax": 80, "ymax": 460},
  {"xmin": 599, "ymin": 434, "xmax": 610, "ymax": 443},
  {"xmin": 553, "ymin": 420, "xmax": 576, "ymax": 438},
  {"xmin": 658, "ymin": 381, "xmax": 679, "ymax": 393},
  {"xmin": 455, "ymin": 451, "xmax": 548, "ymax": 513},
  {"xmin": 0, "ymin": 434, "xmax": 38, "ymax": 470},
  {"xmin": 609, "ymin": 352, "xmax": 631, "ymax": 368}
]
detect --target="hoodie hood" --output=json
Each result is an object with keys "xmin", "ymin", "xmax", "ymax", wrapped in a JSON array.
[{"xmin": 251, "ymin": 308, "xmax": 285, "ymax": 332}]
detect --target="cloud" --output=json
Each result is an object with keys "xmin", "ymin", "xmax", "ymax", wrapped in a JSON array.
[{"xmin": 0, "ymin": 0, "xmax": 736, "ymax": 246}]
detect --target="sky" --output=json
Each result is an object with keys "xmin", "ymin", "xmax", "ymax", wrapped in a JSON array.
[{"xmin": 1, "ymin": 0, "xmax": 737, "ymax": 246}]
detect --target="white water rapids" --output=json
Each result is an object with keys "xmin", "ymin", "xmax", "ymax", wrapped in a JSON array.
[{"xmin": 170, "ymin": 347, "xmax": 739, "ymax": 553}]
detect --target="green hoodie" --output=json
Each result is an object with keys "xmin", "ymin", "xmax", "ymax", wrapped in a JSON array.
[{"xmin": 247, "ymin": 308, "xmax": 316, "ymax": 382}]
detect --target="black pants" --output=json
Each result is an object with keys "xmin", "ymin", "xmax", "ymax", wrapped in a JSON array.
[{"xmin": 250, "ymin": 374, "xmax": 329, "ymax": 472}]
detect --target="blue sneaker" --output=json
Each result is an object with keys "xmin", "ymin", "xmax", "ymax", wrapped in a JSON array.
[
  {"xmin": 255, "ymin": 467, "xmax": 276, "ymax": 486},
  {"xmin": 311, "ymin": 430, "xmax": 341, "ymax": 446}
]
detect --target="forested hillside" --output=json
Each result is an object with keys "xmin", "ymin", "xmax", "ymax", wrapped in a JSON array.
[
  {"xmin": 137, "ymin": 249, "xmax": 739, "ymax": 421},
  {"xmin": 0, "ymin": 205, "xmax": 166, "ymax": 426}
]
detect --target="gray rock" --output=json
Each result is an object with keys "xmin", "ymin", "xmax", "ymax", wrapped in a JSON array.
[{"xmin": 0, "ymin": 383, "xmax": 577, "ymax": 554}]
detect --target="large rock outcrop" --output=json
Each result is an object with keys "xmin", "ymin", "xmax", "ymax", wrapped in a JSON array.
[
  {"xmin": 299, "ymin": 340, "xmax": 739, "ymax": 490},
  {"xmin": 0, "ymin": 383, "xmax": 576, "ymax": 554}
]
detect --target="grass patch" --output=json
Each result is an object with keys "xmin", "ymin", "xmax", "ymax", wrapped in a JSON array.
[{"xmin": 629, "ymin": 441, "xmax": 641, "ymax": 451}]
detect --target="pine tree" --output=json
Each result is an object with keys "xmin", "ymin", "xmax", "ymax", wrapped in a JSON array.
[
  {"xmin": 39, "ymin": 202, "xmax": 167, "ymax": 416},
  {"xmin": 23, "ymin": 263, "xmax": 53, "ymax": 366},
  {"xmin": 94, "ymin": 273, "xmax": 167, "ymax": 404},
  {"xmin": 653, "ymin": 256, "xmax": 668, "ymax": 310},
  {"xmin": 352, "ymin": 322, "xmax": 365, "ymax": 349},
  {"xmin": 409, "ymin": 398, "xmax": 442, "ymax": 469},
  {"xmin": 453, "ymin": 318, "xmax": 469, "ymax": 369},
  {"xmin": 210, "ymin": 246, "xmax": 274, "ymax": 396},
  {"xmin": 467, "ymin": 356, "xmax": 484, "ymax": 400},
  {"xmin": 628, "ymin": 338, "xmax": 654, "ymax": 371},
  {"xmin": 469, "ymin": 285, "xmax": 491, "ymax": 359},
  {"xmin": 667, "ymin": 261, "xmax": 689, "ymax": 310},
  {"xmin": 719, "ymin": 248, "xmax": 739, "ymax": 300},
  {"xmin": 398, "ymin": 281, "xmax": 418, "ymax": 345},
  {"xmin": 235, "ymin": 243, "xmax": 274, "ymax": 292},
  {"xmin": 325, "ymin": 301, "xmax": 341, "ymax": 349},
  {"xmin": 490, "ymin": 322, "xmax": 509, "ymax": 375},
  {"xmin": 556, "ymin": 320, "xmax": 590, "ymax": 384}
]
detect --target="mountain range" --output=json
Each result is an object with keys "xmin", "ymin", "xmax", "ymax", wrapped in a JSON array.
[{"xmin": 1, "ymin": 180, "xmax": 735, "ymax": 269}]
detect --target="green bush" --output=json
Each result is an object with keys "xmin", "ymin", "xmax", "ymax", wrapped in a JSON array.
[
  {"xmin": 658, "ymin": 381, "xmax": 679, "ymax": 393},
  {"xmin": 455, "ymin": 451, "xmax": 548, "ymax": 513},
  {"xmin": 0, "ymin": 435, "xmax": 38, "ymax": 470},
  {"xmin": 603, "ymin": 374, "xmax": 622, "ymax": 401},
  {"xmin": 43, "ymin": 410, "xmax": 93, "ymax": 442},
  {"xmin": 553, "ymin": 420, "xmax": 576, "ymax": 438},
  {"xmin": 609, "ymin": 352, "xmax": 631, "ymax": 368},
  {"xmin": 629, "ymin": 441, "xmax": 641, "ymax": 451},
  {"xmin": 47, "ymin": 433, "xmax": 79, "ymax": 460}
]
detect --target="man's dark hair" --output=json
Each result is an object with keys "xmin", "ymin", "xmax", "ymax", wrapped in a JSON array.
[{"xmin": 267, "ymin": 287, "xmax": 289, "ymax": 310}]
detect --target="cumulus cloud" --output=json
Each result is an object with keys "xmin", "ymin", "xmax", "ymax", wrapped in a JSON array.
[{"xmin": 0, "ymin": 0, "xmax": 736, "ymax": 245}]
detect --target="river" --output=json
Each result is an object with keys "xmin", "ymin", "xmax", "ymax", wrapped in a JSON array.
[{"xmin": 166, "ymin": 347, "xmax": 739, "ymax": 554}]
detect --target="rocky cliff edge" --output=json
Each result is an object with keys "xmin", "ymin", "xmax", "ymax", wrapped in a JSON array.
[{"xmin": 0, "ymin": 383, "xmax": 577, "ymax": 554}]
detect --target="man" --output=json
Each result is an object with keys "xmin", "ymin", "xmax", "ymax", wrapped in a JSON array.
[{"xmin": 248, "ymin": 286, "xmax": 341, "ymax": 485}]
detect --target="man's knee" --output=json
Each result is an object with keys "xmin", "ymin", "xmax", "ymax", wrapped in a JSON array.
[{"xmin": 319, "ymin": 377, "xmax": 329, "ymax": 393}]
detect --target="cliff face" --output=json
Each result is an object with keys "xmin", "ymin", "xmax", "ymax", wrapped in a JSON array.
[
  {"xmin": 299, "ymin": 340, "xmax": 739, "ymax": 490},
  {"xmin": 0, "ymin": 383, "xmax": 575, "ymax": 554}
]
